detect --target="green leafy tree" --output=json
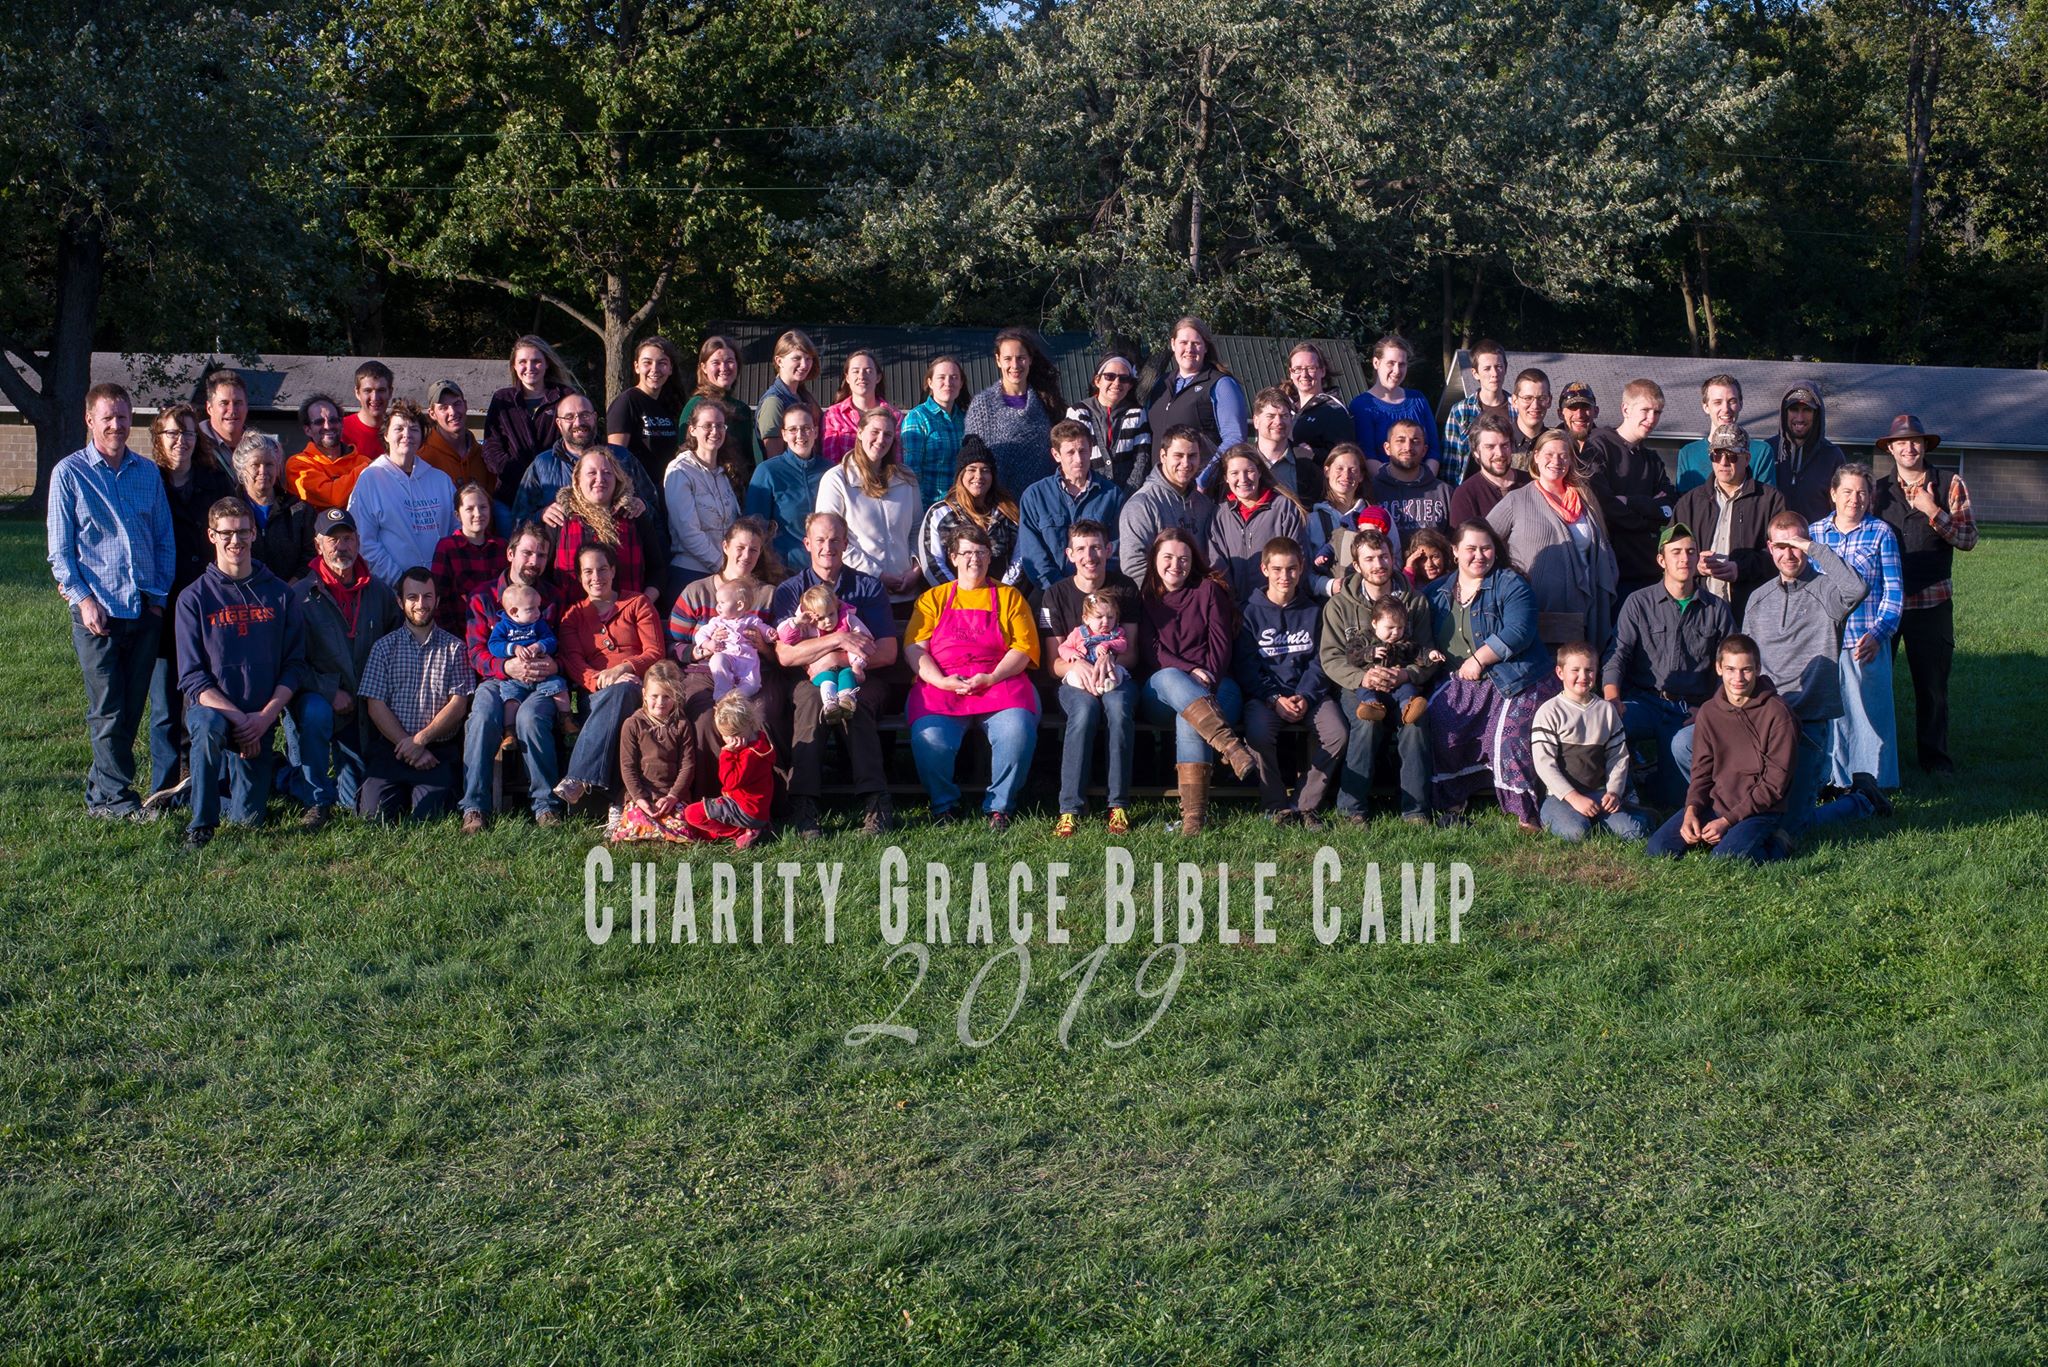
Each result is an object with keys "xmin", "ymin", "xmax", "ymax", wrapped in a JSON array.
[{"xmin": 0, "ymin": 1, "xmax": 344, "ymax": 511}]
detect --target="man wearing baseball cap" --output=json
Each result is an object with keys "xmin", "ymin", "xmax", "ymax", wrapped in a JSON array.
[
  {"xmin": 284, "ymin": 506, "xmax": 401, "ymax": 827},
  {"xmin": 1766, "ymin": 381, "xmax": 1844, "ymax": 522},
  {"xmin": 1871, "ymin": 414, "xmax": 1977, "ymax": 774},
  {"xmin": 1602, "ymin": 521, "xmax": 1733, "ymax": 809},
  {"xmin": 1675, "ymin": 421, "xmax": 1788, "ymax": 620},
  {"xmin": 419, "ymin": 379, "xmax": 496, "ymax": 495},
  {"xmin": 1557, "ymin": 382, "xmax": 1598, "ymax": 454}
]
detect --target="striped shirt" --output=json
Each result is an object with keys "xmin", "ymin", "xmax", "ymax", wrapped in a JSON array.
[
  {"xmin": 360, "ymin": 623, "xmax": 475, "ymax": 734},
  {"xmin": 1809, "ymin": 514, "xmax": 1902, "ymax": 647},
  {"xmin": 46, "ymin": 445, "xmax": 175, "ymax": 618}
]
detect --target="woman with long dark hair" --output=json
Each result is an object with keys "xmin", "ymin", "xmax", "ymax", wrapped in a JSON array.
[
  {"xmin": 964, "ymin": 326, "xmax": 1065, "ymax": 496},
  {"xmin": 916, "ymin": 436, "xmax": 1025, "ymax": 587},
  {"xmin": 483, "ymin": 334, "xmax": 581, "ymax": 494},
  {"xmin": 1136, "ymin": 526, "xmax": 1259, "ymax": 834},
  {"xmin": 605, "ymin": 335, "xmax": 687, "ymax": 491}
]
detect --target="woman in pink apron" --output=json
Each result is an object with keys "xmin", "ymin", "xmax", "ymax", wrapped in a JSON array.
[{"xmin": 904, "ymin": 524, "xmax": 1042, "ymax": 829}]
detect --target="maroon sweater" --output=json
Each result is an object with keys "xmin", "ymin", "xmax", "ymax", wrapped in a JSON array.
[
  {"xmin": 1137, "ymin": 576, "xmax": 1235, "ymax": 677},
  {"xmin": 1685, "ymin": 675, "xmax": 1798, "ymax": 822}
]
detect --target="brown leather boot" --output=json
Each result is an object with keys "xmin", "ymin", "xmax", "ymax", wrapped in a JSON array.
[
  {"xmin": 1180, "ymin": 696, "xmax": 1259, "ymax": 780},
  {"xmin": 1176, "ymin": 762, "xmax": 1211, "ymax": 835}
]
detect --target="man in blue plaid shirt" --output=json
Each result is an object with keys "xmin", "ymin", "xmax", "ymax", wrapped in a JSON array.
[
  {"xmin": 1441, "ymin": 339, "xmax": 1511, "ymax": 485},
  {"xmin": 46, "ymin": 382, "xmax": 174, "ymax": 820}
]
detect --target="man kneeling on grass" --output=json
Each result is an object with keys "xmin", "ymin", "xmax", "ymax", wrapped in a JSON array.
[
  {"xmin": 1648, "ymin": 633, "xmax": 1795, "ymax": 864},
  {"xmin": 174, "ymin": 497, "xmax": 310, "ymax": 850}
]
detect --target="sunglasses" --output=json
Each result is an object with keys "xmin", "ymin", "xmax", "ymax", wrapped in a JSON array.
[{"xmin": 1096, "ymin": 372, "xmax": 1134, "ymax": 385}]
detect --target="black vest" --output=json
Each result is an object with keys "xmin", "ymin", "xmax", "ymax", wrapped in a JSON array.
[
  {"xmin": 1873, "ymin": 468, "xmax": 1955, "ymax": 597},
  {"xmin": 1147, "ymin": 367, "xmax": 1222, "ymax": 459}
]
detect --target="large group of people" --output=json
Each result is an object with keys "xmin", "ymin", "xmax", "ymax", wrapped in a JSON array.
[{"xmin": 45, "ymin": 328, "xmax": 1979, "ymax": 861}]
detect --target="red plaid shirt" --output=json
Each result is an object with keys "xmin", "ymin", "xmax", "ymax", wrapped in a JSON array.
[
  {"xmin": 431, "ymin": 532, "xmax": 506, "ymax": 635},
  {"xmin": 1900, "ymin": 472, "xmax": 1978, "ymax": 611},
  {"xmin": 465, "ymin": 572, "xmax": 564, "ymax": 681},
  {"xmin": 553, "ymin": 516, "xmax": 646, "ymax": 605}
]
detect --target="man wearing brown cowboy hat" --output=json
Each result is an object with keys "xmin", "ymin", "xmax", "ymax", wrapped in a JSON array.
[{"xmin": 1871, "ymin": 414, "xmax": 1976, "ymax": 775}]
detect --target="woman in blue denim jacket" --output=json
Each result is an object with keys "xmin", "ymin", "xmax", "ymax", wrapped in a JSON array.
[{"xmin": 1423, "ymin": 520, "xmax": 1552, "ymax": 827}]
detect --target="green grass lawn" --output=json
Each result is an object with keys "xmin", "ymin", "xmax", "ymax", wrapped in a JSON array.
[{"xmin": 3, "ymin": 516, "xmax": 2046, "ymax": 1363}]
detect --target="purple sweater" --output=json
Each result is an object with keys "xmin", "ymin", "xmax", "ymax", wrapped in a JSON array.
[{"xmin": 1137, "ymin": 577, "xmax": 1235, "ymax": 677}]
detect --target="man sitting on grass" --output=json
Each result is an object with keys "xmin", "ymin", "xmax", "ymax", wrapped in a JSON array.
[
  {"xmin": 1647, "ymin": 633, "xmax": 1796, "ymax": 863},
  {"xmin": 357, "ymin": 567, "xmax": 474, "ymax": 823}
]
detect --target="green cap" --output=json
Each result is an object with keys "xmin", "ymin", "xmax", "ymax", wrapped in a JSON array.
[{"xmin": 1657, "ymin": 522, "xmax": 1696, "ymax": 550}]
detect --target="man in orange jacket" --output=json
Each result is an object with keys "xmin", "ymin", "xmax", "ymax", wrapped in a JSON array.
[{"xmin": 283, "ymin": 394, "xmax": 370, "ymax": 512}]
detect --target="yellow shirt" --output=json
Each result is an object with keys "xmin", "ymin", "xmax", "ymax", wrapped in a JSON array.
[{"xmin": 905, "ymin": 582, "xmax": 1040, "ymax": 663}]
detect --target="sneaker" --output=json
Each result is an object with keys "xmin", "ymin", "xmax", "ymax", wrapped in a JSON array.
[
  {"xmin": 838, "ymin": 687, "xmax": 860, "ymax": 714},
  {"xmin": 1106, "ymin": 807, "xmax": 1130, "ymax": 835},
  {"xmin": 1054, "ymin": 812, "xmax": 1079, "ymax": 838},
  {"xmin": 862, "ymin": 794, "xmax": 893, "ymax": 836},
  {"xmin": 1400, "ymin": 811, "xmax": 1430, "ymax": 827},
  {"xmin": 183, "ymin": 824, "xmax": 215, "ymax": 850},
  {"xmin": 1354, "ymin": 700, "xmax": 1387, "ymax": 722},
  {"xmin": 987, "ymin": 810, "xmax": 1011, "ymax": 833},
  {"xmin": 552, "ymin": 777, "xmax": 589, "ymax": 806},
  {"xmin": 300, "ymin": 804, "xmax": 332, "ymax": 833},
  {"xmin": 461, "ymin": 810, "xmax": 486, "ymax": 835},
  {"xmin": 818, "ymin": 684, "xmax": 839, "ymax": 712},
  {"xmin": 142, "ymin": 775, "xmax": 191, "ymax": 812},
  {"xmin": 929, "ymin": 806, "xmax": 956, "ymax": 827},
  {"xmin": 1434, "ymin": 807, "xmax": 1469, "ymax": 829},
  {"xmin": 87, "ymin": 802, "xmax": 141, "ymax": 822},
  {"xmin": 534, "ymin": 810, "xmax": 562, "ymax": 828},
  {"xmin": 1851, "ymin": 771, "xmax": 1894, "ymax": 818},
  {"xmin": 788, "ymin": 795, "xmax": 824, "ymax": 840}
]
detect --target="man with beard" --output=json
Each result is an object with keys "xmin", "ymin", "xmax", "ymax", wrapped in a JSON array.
[
  {"xmin": 359, "ymin": 566, "xmax": 474, "ymax": 822},
  {"xmin": 1767, "ymin": 381, "xmax": 1846, "ymax": 523},
  {"xmin": 1871, "ymin": 414, "xmax": 1977, "ymax": 775},
  {"xmin": 1557, "ymin": 382, "xmax": 1599, "ymax": 455},
  {"xmin": 1447, "ymin": 415, "xmax": 1531, "ymax": 527},
  {"xmin": 1368, "ymin": 419, "xmax": 1452, "ymax": 540},
  {"xmin": 459, "ymin": 524, "xmax": 567, "ymax": 831}
]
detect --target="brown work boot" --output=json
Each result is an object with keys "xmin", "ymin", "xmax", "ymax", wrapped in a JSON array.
[
  {"xmin": 1176, "ymin": 762, "xmax": 1211, "ymax": 835},
  {"xmin": 1179, "ymin": 696, "xmax": 1259, "ymax": 780}
]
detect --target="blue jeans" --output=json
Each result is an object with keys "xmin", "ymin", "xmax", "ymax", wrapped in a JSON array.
[
  {"xmin": 1647, "ymin": 805, "xmax": 1783, "ymax": 863},
  {"xmin": 1621, "ymin": 694, "xmax": 1696, "ymax": 810},
  {"xmin": 563, "ymin": 680, "xmax": 643, "ymax": 792},
  {"xmin": 1140, "ymin": 669, "xmax": 1243, "ymax": 764},
  {"xmin": 910, "ymin": 707, "xmax": 1039, "ymax": 815},
  {"xmin": 279, "ymin": 690, "xmax": 363, "ymax": 811},
  {"xmin": 147, "ymin": 654, "xmax": 188, "ymax": 800},
  {"xmin": 462, "ymin": 678, "xmax": 563, "ymax": 816},
  {"xmin": 1057, "ymin": 677, "xmax": 1135, "ymax": 812},
  {"xmin": 71, "ymin": 606, "xmax": 162, "ymax": 812},
  {"xmin": 1337, "ymin": 687, "xmax": 1432, "ymax": 818},
  {"xmin": 186, "ymin": 704, "xmax": 277, "ymax": 830},
  {"xmin": 1540, "ymin": 795, "xmax": 1651, "ymax": 842},
  {"xmin": 1781, "ymin": 717, "xmax": 1873, "ymax": 839}
]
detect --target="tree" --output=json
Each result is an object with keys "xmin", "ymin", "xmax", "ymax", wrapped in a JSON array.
[
  {"xmin": 319, "ymin": 0, "xmax": 854, "ymax": 406},
  {"xmin": 0, "ymin": 1, "xmax": 345, "ymax": 512}
]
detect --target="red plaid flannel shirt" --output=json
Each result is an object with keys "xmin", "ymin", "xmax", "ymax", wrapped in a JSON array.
[
  {"xmin": 553, "ymin": 517, "xmax": 646, "ymax": 606},
  {"xmin": 431, "ymin": 532, "xmax": 506, "ymax": 635}
]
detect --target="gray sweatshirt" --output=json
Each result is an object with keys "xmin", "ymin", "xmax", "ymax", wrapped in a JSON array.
[
  {"xmin": 1740, "ymin": 539, "xmax": 1869, "ymax": 722},
  {"xmin": 1117, "ymin": 470, "xmax": 1216, "ymax": 582}
]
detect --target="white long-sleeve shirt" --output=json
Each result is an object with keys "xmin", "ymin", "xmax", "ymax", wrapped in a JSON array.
[
  {"xmin": 815, "ymin": 464, "xmax": 920, "ymax": 590},
  {"xmin": 347, "ymin": 456, "xmax": 456, "ymax": 587}
]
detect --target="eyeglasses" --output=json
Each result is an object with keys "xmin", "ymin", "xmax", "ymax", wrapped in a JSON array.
[
  {"xmin": 211, "ymin": 527, "xmax": 256, "ymax": 541},
  {"xmin": 161, "ymin": 430, "xmax": 196, "ymax": 443}
]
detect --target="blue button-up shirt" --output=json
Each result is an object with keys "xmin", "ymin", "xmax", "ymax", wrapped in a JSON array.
[
  {"xmin": 46, "ymin": 444, "xmax": 175, "ymax": 618},
  {"xmin": 1809, "ymin": 513, "xmax": 1902, "ymax": 648}
]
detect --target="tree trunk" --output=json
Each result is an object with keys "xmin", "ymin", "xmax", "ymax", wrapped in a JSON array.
[
  {"xmin": 1440, "ymin": 258, "xmax": 1456, "ymax": 380},
  {"xmin": 1904, "ymin": 14, "xmax": 1941, "ymax": 279},
  {"xmin": 1694, "ymin": 225, "xmax": 1719, "ymax": 356},
  {"xmin": 1187, "ymin": 44, "xmax": 1214, "ymax": 283},
  {"xmin": 1678, "ymin": 252, "xmax": 1702, "ymax": 358},
  {"xmin": 1460, "ymin": 261, "xmax": 1483, "ymax": 352},
  {"xmin": 603, "ymin": 271, "xmax": 634, "ymax": 412},
  {"xmin": 9, "ymin": 212, "xmax": 106, "ymax": 515}
]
